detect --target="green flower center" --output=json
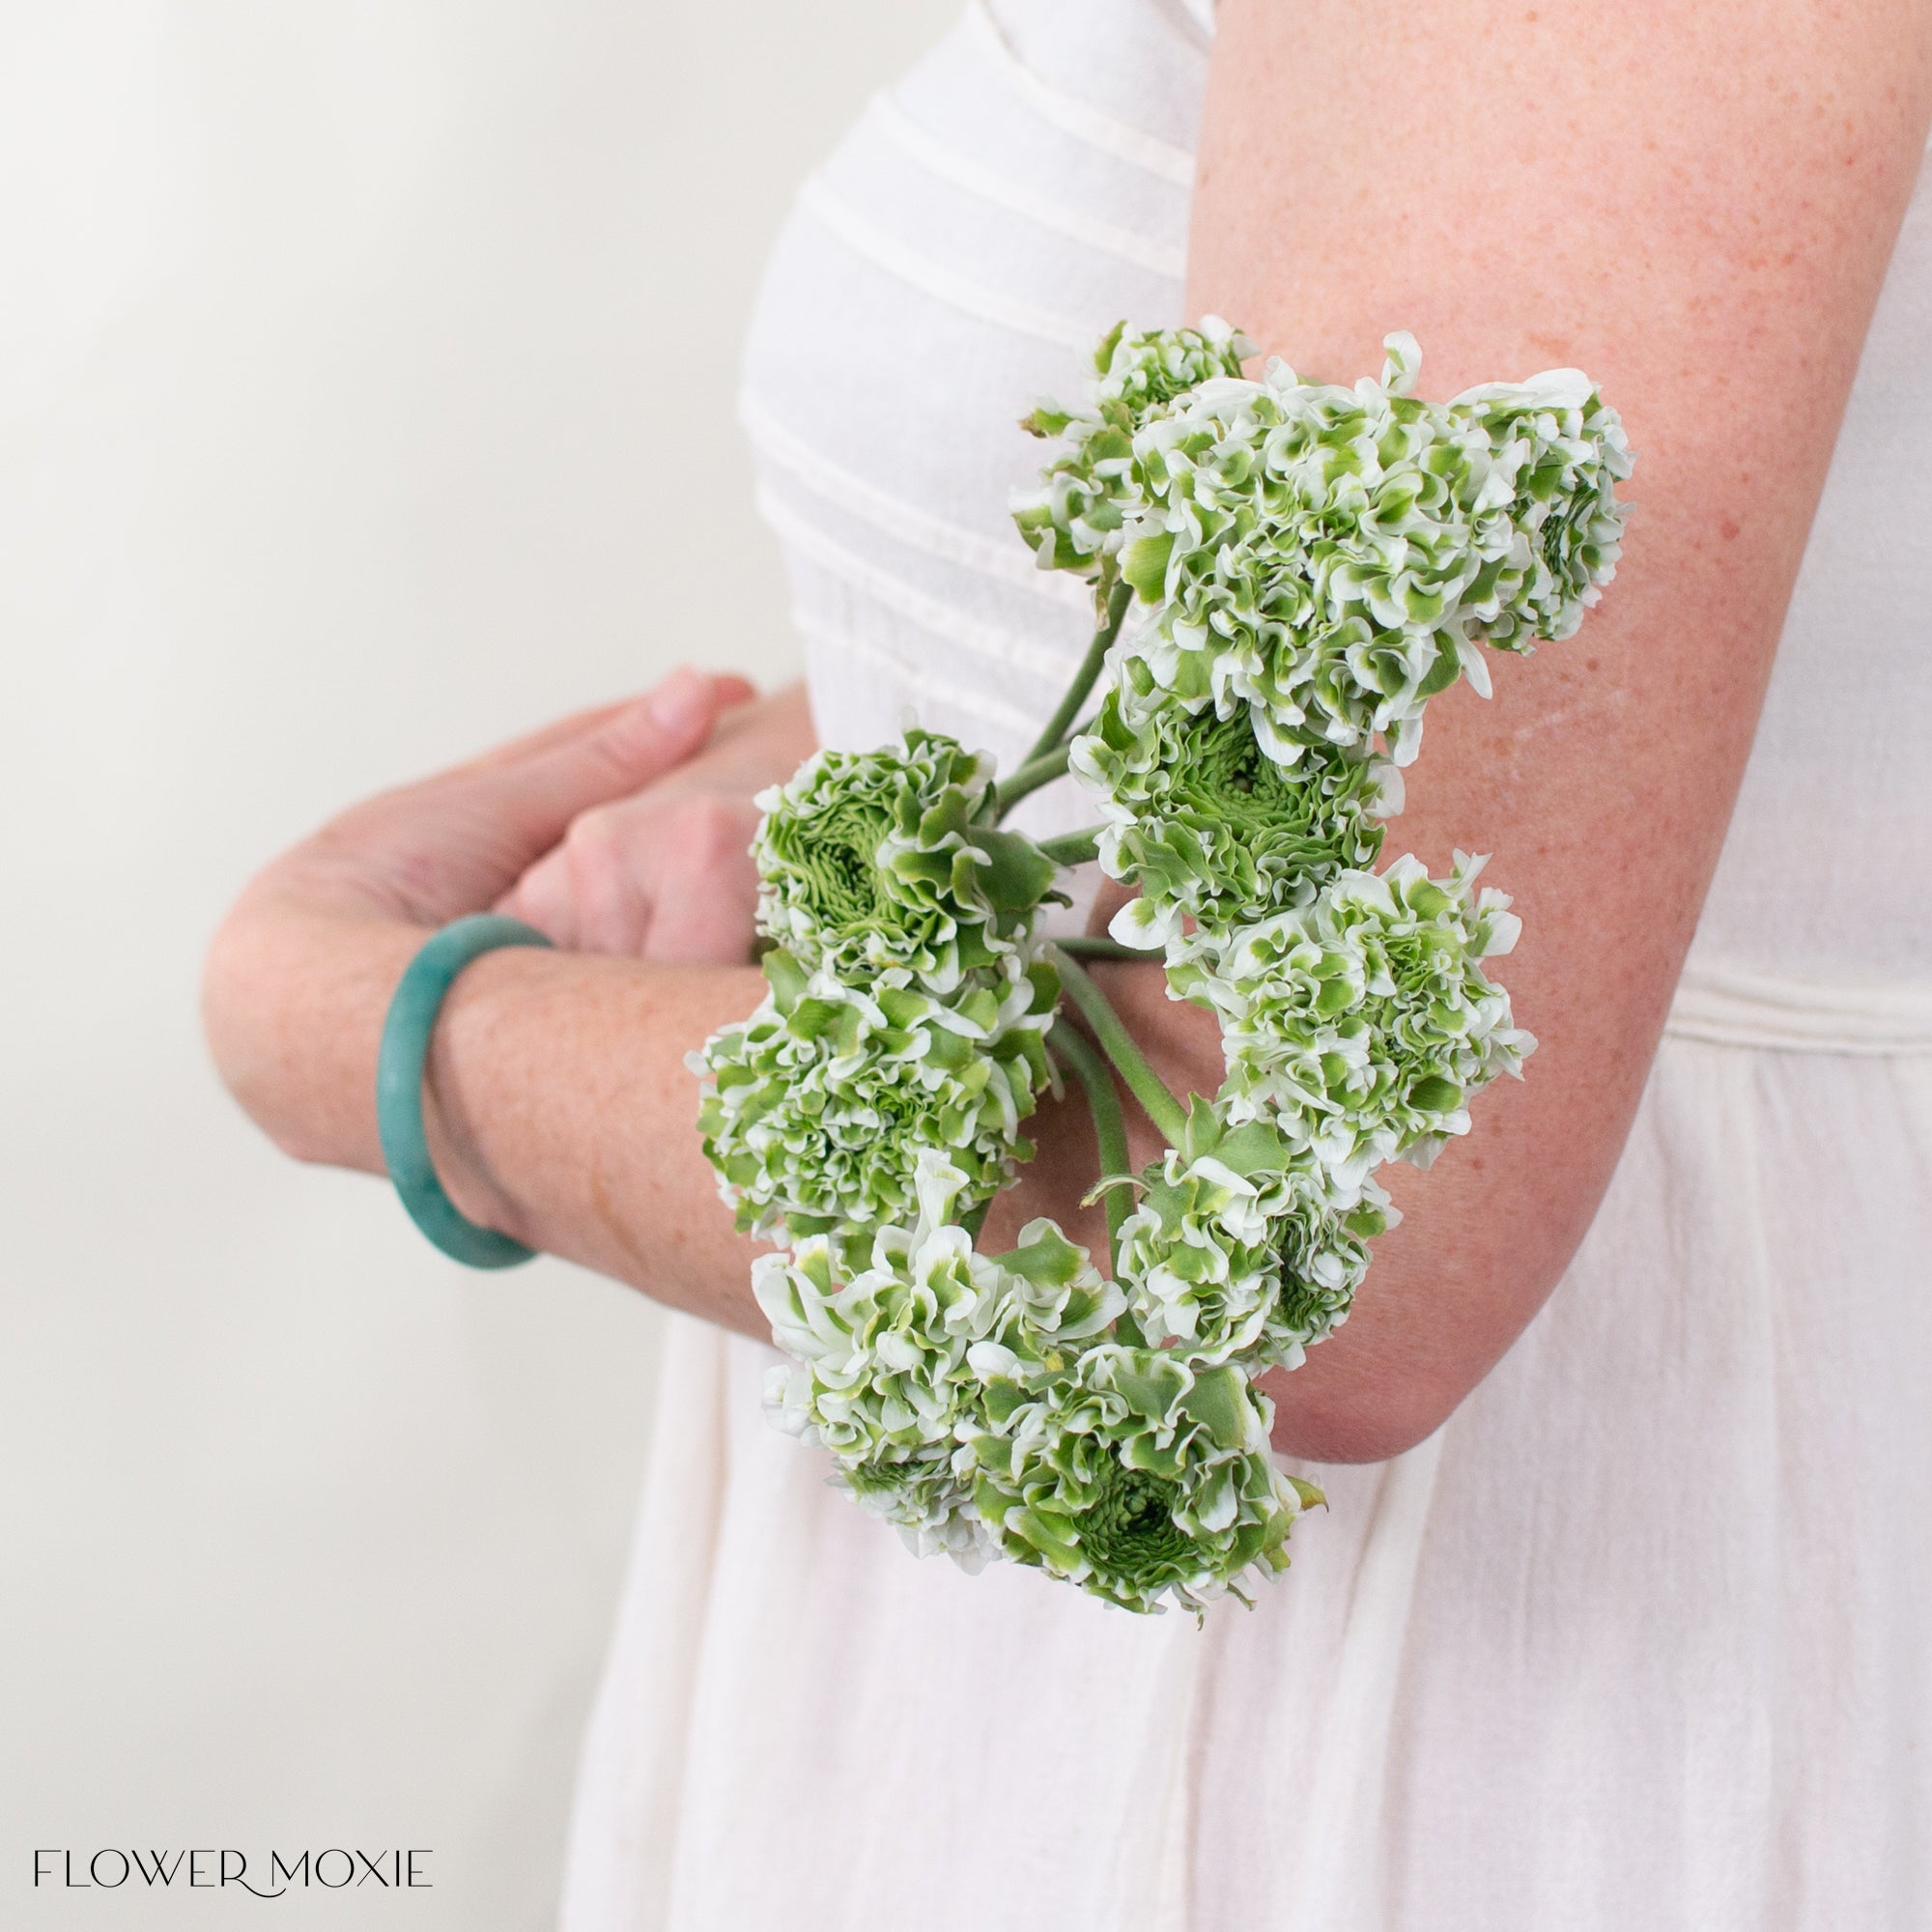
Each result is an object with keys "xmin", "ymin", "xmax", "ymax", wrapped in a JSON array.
[
  {"xmin": 1197, "ymin": 712, "xmax": 1293, "ymax": 802},
  {"xmin": 1273, "ymin": 1265, "xmax": 1339, "ymax": 1338},
  {"xmin": 1267, "ymin": 1211, "xmax": 1357, "ymax": 1339},
  {"xmin": 781, "ymin": 800, "xmax": 892, "ymax": 932},
  {"xmin": 845, "ymin": 1460, "xmax": 910, "ymax": 1498},
  {"xmin": 1081, "ymin": 1460, "xmax": 1192, "ymax": 1583},
  {"xmin": 1176, "ymin": 713, "xmax": 1361, "ymax": 846}
]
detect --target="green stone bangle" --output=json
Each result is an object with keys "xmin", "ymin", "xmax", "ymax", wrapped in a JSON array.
[{"xmin": 375, "ymin": 914, "xmax": 554, "ymax": 1269}]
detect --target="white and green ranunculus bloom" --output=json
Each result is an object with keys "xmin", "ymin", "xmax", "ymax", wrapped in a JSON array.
[
  {"xmin": 1115, "ymin": 1101, "xmax": 1390, "ymax": 1371},
  {"xmin": 754, "ymin": 728, "xmax": 1063, "ymax": 994},
  {"xmin": 1011, "ymin": 316, "xmax": 1256, "ymax": 588},
  {"xmin": 755, "ymin": 1150, "xmax": 1124, "ymax": 1566},
  {"xmin": 694, "ymin": 949, "xmax": 1059, "ymax": 1248},
  {"xmin": 1107, "ymin": 332, "xmax": 1632, "ymax": 767},
  {"xmin": 757, "ymin": 1235, "xmax": 997, "ymax": 1569},
  {"xmin": 1172, "ymin": 854, "xmax": 1534, "ymax": 1185},
  {"xmin": 1070, "ymin": 662, "xmax": 1397, "ymax": 950},
  {"xmin": 696, "ymin": 318, "xmax": 1634, "ymax": 1615},
  {"xmin": 964, "ymin": 1342, "xmax": 1321, "ymax": 1616}
]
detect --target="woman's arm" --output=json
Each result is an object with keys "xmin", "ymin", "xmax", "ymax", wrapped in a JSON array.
[
  {"xmin": 1172, "ymin": 0, "xmax": 1932, "ymax": 1456},
  {"xmin": 208, "ymin": 0, "xmax": 1932, "ymax": 1458},
  {"xmin": 203, "ymin": 670, "xmax": 777, "ymax": 1334},
  {"xmin": 205, "ymin": 668, "xmax": 1137, "ymax": 1331},
  {"xmin": 496, "ymin": 682, "xmax": 815, "ymax": 959},
  {"xmin": 205, "ymin": 663, "xmax": 1171, "ymax": 1328}
]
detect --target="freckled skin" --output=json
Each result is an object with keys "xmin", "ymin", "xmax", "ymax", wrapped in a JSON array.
[
  {"xmin": 1182, "ymin": 0, "xmax": 1932, "ymax": 1457},
  {"xmin": 205, "ymin": 4, "xmax": 1932, "ymax": 1468}
]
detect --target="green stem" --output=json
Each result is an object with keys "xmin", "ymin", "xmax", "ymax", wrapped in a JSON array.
[
  {"xmin": 1048, "ymin": 947, "xmax": 1188, "ymax": 1147},
  {"xmin": 1037, "ymin": 826, "xmax": 1101, "ymax": 867},
  {"xmin": 1053, "ymin": 935, "xmax": 1147, "ymax": 962},
  {"xmin": 995, "ymin": 741, "xmax": 1072, "ymax": 816},
  {"xmin": 1048, "ymin": 1020, "xmax": 1132, "ymax": 1274},
  {"xmin": 1020, "ymin": 578, "xmax": 1132, "ymax": 769},
  {"xmin": 959, "ymin": 1198, "xmax": 991, "ymax": 1242},
  {"xmin": 994, "ymin": 713, "xmax": 1104, "ymax": 823}
]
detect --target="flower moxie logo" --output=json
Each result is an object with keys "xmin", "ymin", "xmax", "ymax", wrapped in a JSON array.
[{"xmin": 32, "ymin": 1847, "xmax": 431, "ymax": 1897}]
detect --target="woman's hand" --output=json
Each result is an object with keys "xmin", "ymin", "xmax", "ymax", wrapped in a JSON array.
[
  {"xmin": 200, "ymin": 659, "xmax": 1116, "ymax": 1344},
  {"xmin": 204, "ymin": 665, "xmax": 756, "ymax": 1170},
  {"xmin": 249, "ymin": 665, "xmax": 756, "ymax": 928},
  {"xmin": 497, "ymin": 683, "xmax": 817, "ymax": 962}
]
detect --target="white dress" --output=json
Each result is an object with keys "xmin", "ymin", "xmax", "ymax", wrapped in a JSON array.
[{"xmin": 561, "ymin": 5, "xmax": 1932, "ymax": 1925}]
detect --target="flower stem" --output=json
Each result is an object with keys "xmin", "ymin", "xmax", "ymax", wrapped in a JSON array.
[
  {"xmin": 1037, "ymin": 827, "xmax": 1101, "ymax": 867},
  {"xmin": 995, "ymin": 741, "xmax": 1072, "ymax": 815},
  {"xmin": 1048, "ymin": 947, "xmax": 1188, "ymax": 1147},
  {"xmin": 996, "ymin": 714, "xmax": 1106, "ymax": 821},
  {"xmin": 1047, "ymin": 1020, "xmax": 1132, "ymax": 1273},
  {"xmin": 1053, "ymin": 935, "xmax": 1146, "ymax": 962},
  {"xmin": 1020, "ymin": 578, "xmax": 1132, "ymax": 769}
]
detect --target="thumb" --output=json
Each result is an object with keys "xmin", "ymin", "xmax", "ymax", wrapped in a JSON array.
[
  {"xmin": 331, "ymin": 667, "xmax": 731, "ymax": 923},
  {"xmin": 461, "ymin": 665, "xmax": 725, "ymax": 879}
]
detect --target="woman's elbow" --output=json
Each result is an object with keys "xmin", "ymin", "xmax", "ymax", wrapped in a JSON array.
[
  {"xmin": 1259, "ymin": 1229, "xmax": 1582, "ymax": 1464},
  {"xmin": 1265, "ymin": 1371, "xmax": 1465, "ymax": 1464}
]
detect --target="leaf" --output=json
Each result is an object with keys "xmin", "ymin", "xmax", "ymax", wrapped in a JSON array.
[
  {"xmin": 1180, "ymin": 1367, "xmax": 1251, "ymax": 1450},
  {"xmin": 973, "ymin": 828, "xmax": 1060, "ymax": 919},
  {"xmin": 1122, "ymin": 531, "xmax": 1176, "ymax": 603},
  {"xmin": 761, "ymin": 948, "xmax": 810, "ymax": 1016}
]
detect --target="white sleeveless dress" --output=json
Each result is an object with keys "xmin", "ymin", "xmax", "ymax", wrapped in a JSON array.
[{"xmin": 561, "ymin": 5, "xmax": 1932, "ymax": 1925}]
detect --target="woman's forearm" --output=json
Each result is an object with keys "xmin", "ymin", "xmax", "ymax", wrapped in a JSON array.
[
  {"xmin": 425, "ymin": 944, "xmax": 774, "ymax": 1330},
  {"xmin": 208, "ymin": 881, "xmax": 771, "ymax": 1332},
  {"xmin": 206, "ymin": 791, "xmax": 1625, "ymax": 1458},
  {"xmin": 201, "ymin": 673, "xmax": 800, "ymax": 1331},
  {"xmin": 207, "ymin": 877, "xmax": 1176, "ymax": 1337}
]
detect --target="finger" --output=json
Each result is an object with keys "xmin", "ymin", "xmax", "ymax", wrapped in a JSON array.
[
  {"xmin": 310, "ymin": 668, "xmax": 739, "ymax": 929},
  {"xmin": 496, "ymin": 844, "xmax": 582, "ymax": 950},
  {"xmin": 455, "ymin": 698, "xmax": 637, "ymax": 775},
  {"xmin": 455, "ymin": 667, "xmax": 727, "ymax": 883},
  {"xmin": 640, "ymin": 798, "xmax": 763, "ymax": 966},
  {"xmin": 562, "ymin": 805, "xmax": 655, "ymax": 956},
  {"xmin": 455, "ymin": 666, "xmax": 749, "ymax": 777}
]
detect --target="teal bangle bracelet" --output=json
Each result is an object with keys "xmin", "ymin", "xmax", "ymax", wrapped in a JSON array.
[{"xmin": 376, "ymin": 914, "xmax": 555, "ymax": 1269}]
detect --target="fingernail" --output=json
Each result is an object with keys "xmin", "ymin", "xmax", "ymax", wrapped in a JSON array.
[{"xmin": 647, "ymin": 666, "xmax": 711, "ymax": 736}]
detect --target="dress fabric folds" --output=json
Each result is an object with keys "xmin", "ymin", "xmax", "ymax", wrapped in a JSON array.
[{"xmin": 561, "ymin": 5, "xmax": 1932, "ymax": 1924}]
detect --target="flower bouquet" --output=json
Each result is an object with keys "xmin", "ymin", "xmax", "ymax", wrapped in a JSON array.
[{"xmin": 694, "ymin": 319, "xmax": 1632, "ymax": 1614}]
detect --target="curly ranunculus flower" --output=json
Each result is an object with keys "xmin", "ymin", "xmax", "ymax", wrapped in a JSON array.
[
  {"xmin": 754, "ymin": 728, "xmax": 1062, "ymax": 992},
  {"xmin": 1071, "ymin": 661, "xmax": 1397, "ymax": 950},
  {"xmin": 694, "ymin": 951, "xmax": 1059, "ymax": 1247},
  {"xmin": 694, "ymin": 316, "xmax": 1634, "ymax": 1615},
  {"xmin": 754, "ymin": 1152, "xmax": 1001, "ymax": 1563},
  {"xmin": 1115, "ymin": 332, "xmax": 1632, "ymax": 766},
  {"xmin": 1172, "ymin": 854, "xmax": 1534, "ymax": 1184},
  {"xmin": 1115, "ymin": 1105, "xmax": 1389, "ymax": 1370},
  {"xmin": 756, "ymin": 1151, "xmax": 1124, "ymax": 1565},
  {"xmin": 1011, "ymin": 316, "xmax": 1256, "ymax": 585},
  {"xmin": 965, "ymin": 1343, "xmax": 1321, "ymax": 1615}
]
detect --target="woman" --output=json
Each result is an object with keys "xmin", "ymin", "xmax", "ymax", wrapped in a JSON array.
[{"xmin": 205, "ymin": 1, "xmax": 1932, "ymax": 1924}]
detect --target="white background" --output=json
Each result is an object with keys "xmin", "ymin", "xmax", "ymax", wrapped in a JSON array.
[{"xmin": 0, "ymin": 2, "xmax": 956, "ymax": 1923}]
